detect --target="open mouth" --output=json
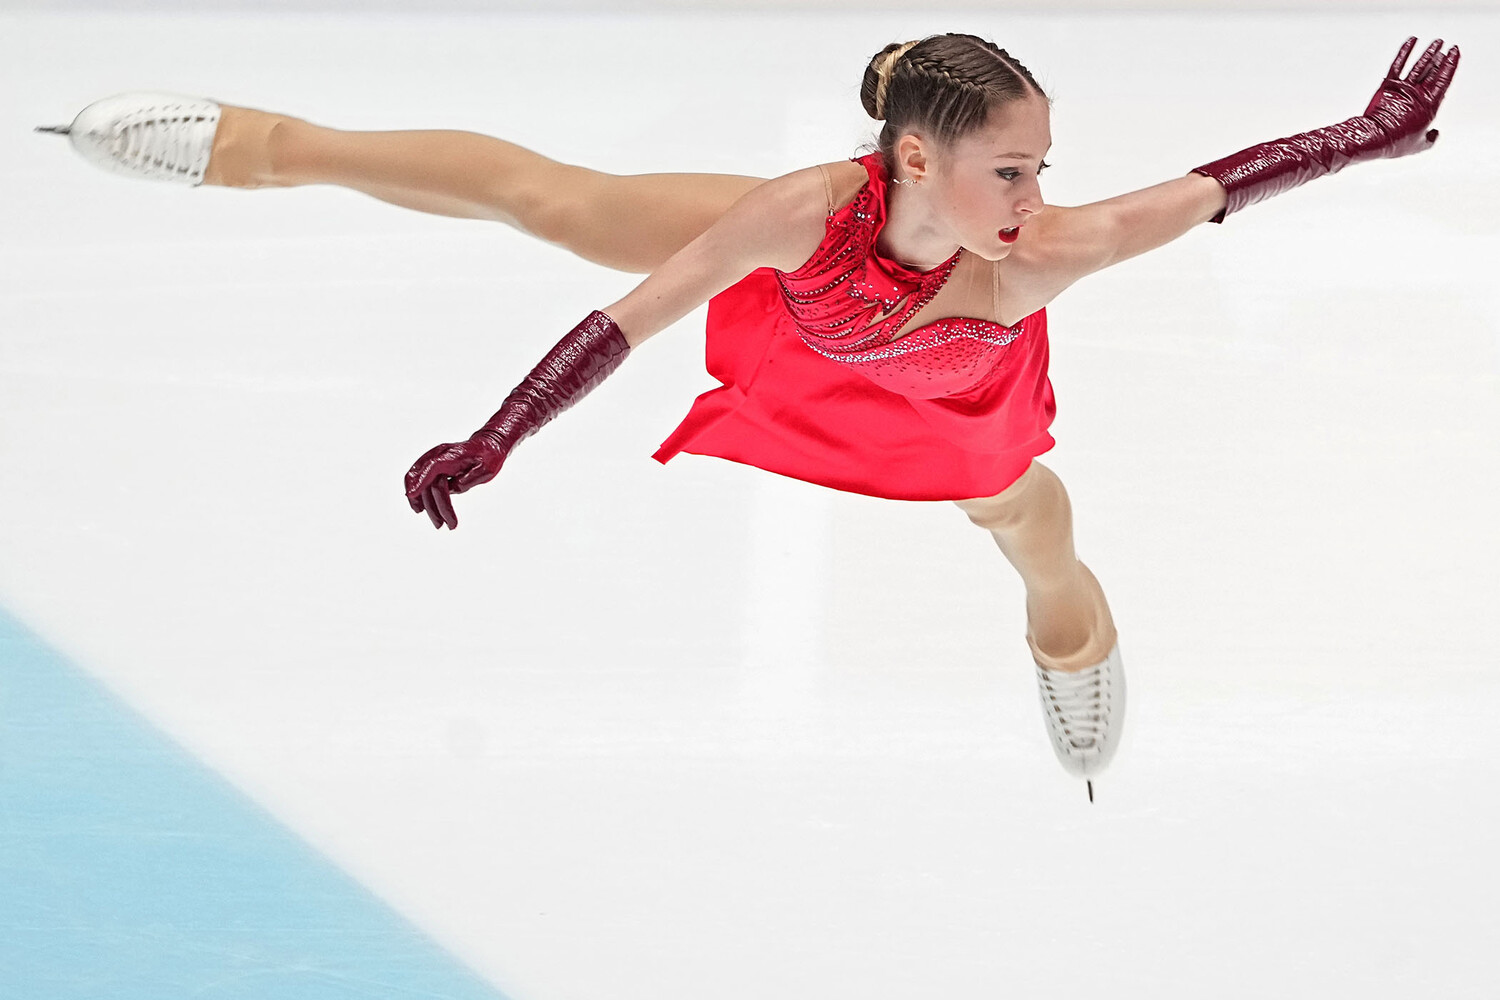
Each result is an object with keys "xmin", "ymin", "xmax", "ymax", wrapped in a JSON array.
[{"xmin": 999, "ymin": 226, "xmax": 1021, "ymax": 244}]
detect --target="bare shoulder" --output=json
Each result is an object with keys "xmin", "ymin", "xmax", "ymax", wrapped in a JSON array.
[
  {"xmin": 820, "ymin": 158, "xmax": 870, "ymax": 211},
  {"xmin": 728, "ymin": 161, "xmax": 862, "ymax": 272}
]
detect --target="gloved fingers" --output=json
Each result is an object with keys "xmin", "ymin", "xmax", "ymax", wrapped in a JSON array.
[
  {"xmin": 404, "ymin": 443, "xmax": 495, "ymax": 526},
  {"xmin": 1385, "ymin": 36, "xmax": 1417, "ymax": 81},
  {"xmin": 406, "ymin": 459, "xmax": 447, "ymax": 512},
  {"xmin": 417, "ymin": 479, "xmax": 445, "ymax": 529},
  {"xmin": 1426, "ymin": 128, "xmax": 1439, "ymax": 146},
  {"xmin": 1406, "ymin": 38, "xmax": 1443, "ymax": 84},
  {"xmin": 430, "ymin": 477, "xmax": 459, "ymax": 530},
  {"xmin": 405, "ymin": 459, "xmax": 441, "ymax": 514},
  {"xmin": 405, "ymin": 459, "xmax": 431, "ymax": 504},
  {"xmin": 1428, "ymin": 46, "xmax": 1460, "ymax": 99},
  {"xmin": 405, "ymin": 443, "xmax": 457, "ymax": 500},
  {"xmin": 420, "ymin": 485, "xmax": 445, "ymax": 529}
]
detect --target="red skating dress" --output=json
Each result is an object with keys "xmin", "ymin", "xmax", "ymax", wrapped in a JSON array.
[{"xmin": 652, "ymin": 152, "xmax": 1057, "ymax": 502}]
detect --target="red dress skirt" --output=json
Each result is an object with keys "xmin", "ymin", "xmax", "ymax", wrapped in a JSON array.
[{"xmin": 651, "ymin": 154, "xmax": 1057, "ymax": 502}]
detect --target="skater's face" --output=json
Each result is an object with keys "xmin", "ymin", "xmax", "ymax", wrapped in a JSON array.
[{"xmin": 899, "ymin": 95, "xmax": 1052, "ymax": 261}]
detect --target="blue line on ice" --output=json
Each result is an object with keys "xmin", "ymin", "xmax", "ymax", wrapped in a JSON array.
[{"xmin": 0, "ymin": 606, "xmax": 510, "ymax": 1000}]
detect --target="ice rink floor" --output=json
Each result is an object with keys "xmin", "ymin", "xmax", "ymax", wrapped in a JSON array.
[{"xmin": 2, "ymin": 8, "xmax": 1498, "ymax": 999}]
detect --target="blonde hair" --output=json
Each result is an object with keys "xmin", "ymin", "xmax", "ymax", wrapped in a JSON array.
[{"xmin": 871, "ymin": 40, "xmax": 920, "ymax": 120}]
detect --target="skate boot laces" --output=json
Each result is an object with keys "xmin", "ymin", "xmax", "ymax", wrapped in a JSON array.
[
  {"xmin": 39, "ymin": 93, "xmax": 222, "ymax": 185},
  {"xmin": 117, "ymin": 107, "xmax": 215, "ymax": 181},
  {"xmin": 1036, "ymin": 642, "xmax": 1125, "ymax": 783}
]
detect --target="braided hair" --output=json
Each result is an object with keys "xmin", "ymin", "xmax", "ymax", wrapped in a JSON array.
[{"xmin": 860, "ymin": 33, "xmax": 1049, "ymax": 176}]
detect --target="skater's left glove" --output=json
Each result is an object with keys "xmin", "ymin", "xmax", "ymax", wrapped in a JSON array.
[
  {"xmin": 404, "ymin": 310, "xmax": 632, "ymax": 530},
  {"xmin": 1191, "ymin": 36, "xmax": 1460, "ymax": 223}
]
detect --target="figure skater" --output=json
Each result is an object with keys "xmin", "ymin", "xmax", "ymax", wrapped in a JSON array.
[{"xmin": 38, "ymin": 33, "xmax": 1460, "ymax": 799}]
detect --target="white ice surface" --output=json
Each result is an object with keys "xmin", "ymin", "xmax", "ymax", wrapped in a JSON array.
[{"xmin": 3, "ymin": 9, "xmax": 1499, "ymax": 999}]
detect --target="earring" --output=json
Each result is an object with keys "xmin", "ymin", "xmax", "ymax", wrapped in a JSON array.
[{"xmin": 895, "ymin": 177, "xmax": 915, "ymax": 186}]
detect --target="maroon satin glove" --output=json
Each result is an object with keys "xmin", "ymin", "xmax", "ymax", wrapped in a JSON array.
[
  {"xmin": 1193, "ymin": 36, "xmax": 1460, "ymax": 222},
  {"xmin": 404, "ymin": 309, "xmax": 632, "ymax": 529}
]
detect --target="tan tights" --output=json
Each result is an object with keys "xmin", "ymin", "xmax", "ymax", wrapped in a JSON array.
[
  {"xmin": 203, "ymin": 106, "xmax": 1117, "ymax": 672},
  {"xmin": 954, "ymin": 463, "xmax": 1118, "ymax": 672},
  {"xmin": 204, "ymin": 106, "xmax": 765, "ymax": 273}
]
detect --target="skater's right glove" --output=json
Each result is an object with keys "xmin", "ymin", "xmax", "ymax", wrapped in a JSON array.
[{"xmin": 404, "ymin": 309, "xmax": 632, "ymax": 530}]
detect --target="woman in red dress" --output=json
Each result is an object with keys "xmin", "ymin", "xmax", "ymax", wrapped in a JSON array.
[{"xmin": 43, "ymin": 32, "xmax": 1460, "ymax": 797}]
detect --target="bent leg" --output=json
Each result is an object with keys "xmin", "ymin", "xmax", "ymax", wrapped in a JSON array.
[
  {"xmin": 954, "ymin": 462, "xmax": 1118, "ymax": 672},
  {"xmin": 204, "ymin": 106, "xmax": 765, "ymax": 273}
]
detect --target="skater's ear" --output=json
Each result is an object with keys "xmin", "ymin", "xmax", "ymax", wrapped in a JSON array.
[{"xmin": 892, "ymin": 132, "xmax": 936, "ymax": 185}]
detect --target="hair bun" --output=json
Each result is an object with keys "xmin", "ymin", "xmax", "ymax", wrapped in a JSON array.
[{"xmin": 861, "ymin": 39, "xmax": 920, "ymax": 120}]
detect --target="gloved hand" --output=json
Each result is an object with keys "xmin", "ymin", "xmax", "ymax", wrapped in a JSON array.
[
  {"xmin": 403, "ymin": 436, "xmax": 508, "ymax": 530},
  {"xmin": 1192, "ymin": 36, "xmax": 1460, "ymax": 222},
  {"xmin": 404, "ymin": 309, "xmax": 632, "ymax": 530},
  {"xmin": 1361, "ymin": 36, "xmax": 1459, "ymax": 156}
]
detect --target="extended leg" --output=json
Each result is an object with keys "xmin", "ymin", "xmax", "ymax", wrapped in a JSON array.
[
  {"xmin": 954, "ymin": 461, "xmax": 1118, "ymax": 672},
  {"xmin": 207, "ymin": 106, "xmax": 766, "ymax": 273},
  {"xmin": 956, "ymin": 461, "xmax": 1124, "ymax": 788}
]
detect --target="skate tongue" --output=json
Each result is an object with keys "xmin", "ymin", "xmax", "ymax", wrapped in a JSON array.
[{"xmin": 34, "ymin": 124, "xmax": 71, "ymax": 135}]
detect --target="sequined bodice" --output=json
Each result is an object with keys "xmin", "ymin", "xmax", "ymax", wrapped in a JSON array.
[{"xmin": 775, "ymin": 152, "xmax": 1039, "ymax": 400}]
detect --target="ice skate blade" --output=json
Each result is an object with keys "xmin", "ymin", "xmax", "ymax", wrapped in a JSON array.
[
  {"xmin": 1087, "ymin": 780, "xmax": 1094, "ymax": 804},
  {"xmin": 34, "ymin": 124, "xmax": 71, "ymax": 135}
]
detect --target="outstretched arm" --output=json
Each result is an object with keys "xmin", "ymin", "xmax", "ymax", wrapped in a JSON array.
[
  {"xmin": 403, "ymin": 167, "xmax": 829, "ymax": 529},
  {"xmin": 600, "ymin": 170, "xmax": 826, "ymax": 346},
  {"xmin": 1022, "ymin": 36, "xmax": 1459, "ymax": 291},
  {"xmin": 1021, "ymin": 173, "xmax": 1227, "ymax": 283}
]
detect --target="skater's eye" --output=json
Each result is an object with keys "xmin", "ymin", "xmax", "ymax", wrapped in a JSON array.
[{"xmin": 996, "ymin": 162, "xmax": 1050, "ymax": 182}]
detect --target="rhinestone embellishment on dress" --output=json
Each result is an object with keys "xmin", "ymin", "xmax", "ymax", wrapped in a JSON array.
[{"xmin": 771, "ymin": 154, "xmax": 1032, "ymax": 396}]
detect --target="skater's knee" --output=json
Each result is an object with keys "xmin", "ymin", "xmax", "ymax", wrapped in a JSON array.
[
  {"xmin": 518, "ymin": 189, "xmax": 583, "ymax": 246},
  {"xmin": 495, "ymin": 164, "xmax": 596, "ymax": 247},
  {"xmin": 956, "ymin": 462, "xmax": 1069, "ymax": 534},
  {"xmin": 956, "ymin": 493, "xmax": 1009, "ymax": 533}
]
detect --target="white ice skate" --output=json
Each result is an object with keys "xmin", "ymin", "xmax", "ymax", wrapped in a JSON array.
[
  {"xmin": 1036, "ymin": 642, "xmax": 1126, "ymax": 801},
  {"xmin": 36, "ymin": 92, "xmax": 221, "ymax": 186}
]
